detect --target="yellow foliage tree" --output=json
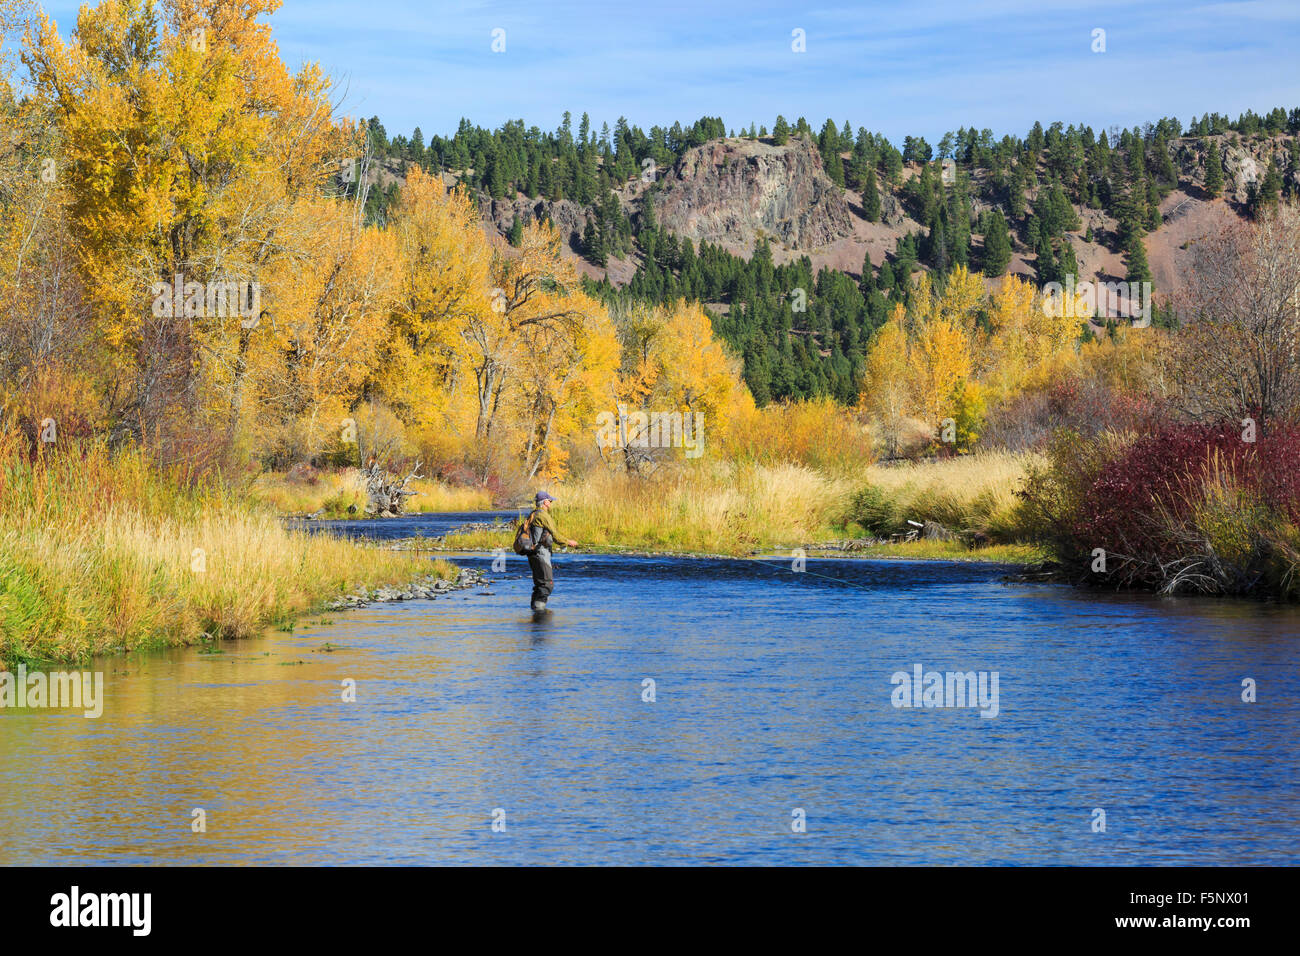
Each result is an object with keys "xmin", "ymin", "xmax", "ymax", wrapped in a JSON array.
[
  {"xmin": 935, "ymin": 265, "xmax": 985, "ymax": 335},
  {"xmin": 22, "ymin": 0, "xmax": 347, "ymax": 444},
  {"xmin": 245, "ymin": 197, "xmax": 399, "ymax": 460},
  {"xmin": 985, "ymin": 274, "xmax": 1080, "ymax": 397},
  {"xmin": 909, "ymin": 313, "xmax": 972, "ymax": 427},
  {"xmin": 859, "ymin": 318, "xmax": 911, "ymax": 457},
  {"xmin": 376, "ymin": 169, "xmax": 492, "ymax": 462},
  {"xmin": 602, "ymin": 300, "xmax": 751, "ymax": 469}
]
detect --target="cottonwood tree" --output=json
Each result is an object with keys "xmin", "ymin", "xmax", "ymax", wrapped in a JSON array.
[
  {"xmin": 514, "ymin": 303, "xmax": 618, "ymax": 479},
  {"xmin": 249, "ymin": 198, "xmax": 400, "ymax": 462},
  {"xmin": 859, "ymin": 319, "xmax": 911, "ymax": 458},
  {"xmin": 0, "ymin": 21, "xmax": 99, "ymax": 433},
  {"xmin": 465, "ymin": 221, "xmax": 598, "ymax": 449},
  {"xmin": 601, "ymin": 300, "xmax": 749, "ymax": 472},
  {"xmin": 22, "ymin": 0, "xmax": 344, "ymax": 452},
  {"xmin": 909, "ymin": 312, "xmax": 972, "ymax": 427},
  {"xmin": 983, "ymin": 274, "xmax": 1079, "ymax": 395},
  {"xmin": 374, "ymin": 168, "xmax": 492, "ymax": 460}
]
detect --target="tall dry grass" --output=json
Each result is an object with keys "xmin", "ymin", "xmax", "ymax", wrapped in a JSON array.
[
  {"xmin": 446, "ymin": 453, "xmax": 1039, "ymax": 555},
  {"xmin": 857, "ymin": 452, "xmax": 1042, "ymax": 539},
  {"xmin": 248, "ymin": 468, "xmax": 493, "ymax": 516},
  {"xmin": 0, "ymin": 442, "xmax": 454, "ymax": 665},
  {"xmin": 450, "ymin": 461, "xmax": 855, "ymax": 554},
  {"xmin": 720, "ymin": 398, "xmax": 877, "ymax": 474}
]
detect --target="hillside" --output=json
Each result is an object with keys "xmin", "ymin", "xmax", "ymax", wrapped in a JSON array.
[
  {"xmin": 352, "ymin": 126, "xmax": 1295, "ymax": 292},
  {"xmin": 345, "ymin": 109, "xmax": 1300, "ymax": 402}
]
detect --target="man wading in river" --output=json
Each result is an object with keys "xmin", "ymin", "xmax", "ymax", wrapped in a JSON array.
[{"xmin": 524, "ymin": 491, "xmax": 577, "ymax": 612}]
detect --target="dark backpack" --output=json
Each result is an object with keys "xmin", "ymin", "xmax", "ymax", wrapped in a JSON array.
[
  {"xmin": 511, "ymin": 511, "xmax": 536, "ymax": 555},
  {"xmin": 512, "ymin": 510, "xmax": 551, "ymax": 555}
]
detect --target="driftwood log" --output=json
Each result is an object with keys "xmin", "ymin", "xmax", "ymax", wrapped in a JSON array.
[{"xmin": 360, "ymin": 459, "xmax": 423, "ymax": 516}]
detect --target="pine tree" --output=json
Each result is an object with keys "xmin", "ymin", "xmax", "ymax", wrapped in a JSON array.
[
  {"xmin": 878, "ymin": 260, "xmax": 895, "ymax": 296},
  {"xmin": 1035, "ymin": 231, "xmax": 1057, "ymax": 284},
  {"xmin": 486, "ymin": 157, "xmax": 507, "ymax": 198},
  {"xmin": 819, "ymin": 119, "xmax": 844, "ymax": 184},
  {"xmin": 1145, "ymin": 179, "xmax": 1162, "ymax": 231},
  {"xmin": 981, "ymin": 209, "xmax": 1012, "ymax": 276},
  {"xmin": 927, "ymin": 221, "xmax": 949, "ymax": 273},
  {"xmin": 858, "ymin": 250, "xmax": 876, "ymax": 296},
  {"xmin": 1126, "ymin": 234, "xmax": 1153, "ymax": 286},
  {"xmin": 863, "ymin": 166, "xmax": 882, "ymax": 222},
  {"xmin": 773, "ymin": 116, "xmax": 790, "ymax": 146},
  {"xmin": 1007, "ymin": 162, "xmax": 1026, "ymax": 219},
  {"xmin": 1059, "ymin": 237, "xmax": 1078, "ymax": 282},
  {"xmin": 1204, "ymin": 140, "xmax": 1224, "ymax": 198},
  {"xmin": 1258, "ymin": 158, "xmax": 1283, "ymax": 212}
]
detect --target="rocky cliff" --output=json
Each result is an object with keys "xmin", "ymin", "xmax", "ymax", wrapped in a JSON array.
[
  {"xmin": 650, "ymin": 137, "xmax": 856, "ymax": 250},
  {"xmin": 480, "ymin": 195, "xmax": 593, "ymax": 251}
]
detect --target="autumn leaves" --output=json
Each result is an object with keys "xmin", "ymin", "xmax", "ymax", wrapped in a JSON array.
[
  {"xmin": 860, "ymin": 266, "xmax": 1083, "ymax": 456},
  {"xmin": 1, "ymin": 1, "xmax": 752, "ymax": 482}
]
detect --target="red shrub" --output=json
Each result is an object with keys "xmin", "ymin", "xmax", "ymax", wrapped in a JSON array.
[{"xmin": 1071, "ymin": 420, "xmax": 1300, "ymax": 557}]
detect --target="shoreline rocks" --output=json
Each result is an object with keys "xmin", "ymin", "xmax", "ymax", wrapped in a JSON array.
[{"xmin": 324, "ymin": 567, "xmax": 489, "ymax": 611}]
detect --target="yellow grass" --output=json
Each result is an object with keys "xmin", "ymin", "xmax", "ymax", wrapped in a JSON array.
[
  {"xmin": 852, "ymin": 540, "xmax": 1049, "ymax": 563},
  {"xmin": 0, "ymin": 445, "xmax": 457, "ymax": 665},
  {"xmin": 861, "ymin": 452, "xmax": 1042, "ymax": 539},
  {"xmin": 442, "ymin": 452, "xmax": 1039, "ymax": 556},
  {"xmin": 248, "ymin": 468, "xmax": 493, "ymax": 516},
  {"xmin": 446, "ymin": 461, "xmax": 852, "ymax": 555}
]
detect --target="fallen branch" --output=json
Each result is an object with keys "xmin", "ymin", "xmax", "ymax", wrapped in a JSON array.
[{"xmin": 359, "ymin": 459, "xmax": 423, "ymax": 516}]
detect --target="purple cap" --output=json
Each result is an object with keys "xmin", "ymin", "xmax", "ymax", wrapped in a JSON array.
[{"xmin": 535, "ymin": 491, "xmax": 556, "ymax": 503}]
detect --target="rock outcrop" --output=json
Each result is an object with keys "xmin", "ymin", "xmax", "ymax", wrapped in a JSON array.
[
  {"xmin": 480, "ymin": 196, "xmax": 593, "ymax": 252},
  {"xmin": 1174, "ymin": 135, "xmax": 1299, "ymax": 203},
  {"xmin": 650, "ymin": 136, "xmax": 856, "ymax": 250}
]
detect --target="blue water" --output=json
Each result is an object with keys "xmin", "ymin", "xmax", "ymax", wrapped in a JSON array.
[
  {"xmin": 296, "ymin": 510, "xmax": 516, "ymax": 541},
  {"xmin": 2, "ymin": 547, "xmax": 1298, "ymax": 865}
]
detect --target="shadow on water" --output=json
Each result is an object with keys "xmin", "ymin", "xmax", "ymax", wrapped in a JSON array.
[{"xmin": 3, "ymin": 538, "xmax": 1299, "ymax": 865}]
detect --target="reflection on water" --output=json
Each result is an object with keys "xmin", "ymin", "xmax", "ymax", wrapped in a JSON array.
[
  {"xmin": 297, "ymin": 510, "xmax": 517, "ymax": 542},
  {"xmin": 2, "ymin": 552, "xmax": 1298, "ymax": 865}
]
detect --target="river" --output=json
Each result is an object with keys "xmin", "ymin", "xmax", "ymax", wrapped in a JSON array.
[{"xmin": 2, "ymin": 513, "xmax": 1298, "ymax": 865}]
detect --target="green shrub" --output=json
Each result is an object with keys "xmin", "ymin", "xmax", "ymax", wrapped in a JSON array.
[{"xmin": 847, "ymin": 483, "xmax": 901, "ymax": 537}]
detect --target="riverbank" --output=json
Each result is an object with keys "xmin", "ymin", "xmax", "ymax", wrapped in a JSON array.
[
  {"xmin": 424, "ymin": 454, "xmax": 1043, "ymax": 559},
  {"xmin": 248, "ymin": 468, "xmax": 493, "ymax": 518},
  {"xmin": 412, "ymin": 536, "xmax": 1047, "ymax": 565},
  {"xmin": 0, "ymin": 447, "xmax": 1048, "ymax": 671},
  {"xmin": 0, "ymin": 444, "xmax": 462, "ymax": 668}
]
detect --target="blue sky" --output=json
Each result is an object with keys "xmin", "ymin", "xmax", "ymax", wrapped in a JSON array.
[{"xmin": 31, "ymin": 0, "xmax": 1300, "ymax": 143}]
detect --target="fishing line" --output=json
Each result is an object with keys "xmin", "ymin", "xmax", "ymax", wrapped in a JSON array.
[{"xmin": 748, "ymin": 555, "xmax": 880, "ymax": 592}]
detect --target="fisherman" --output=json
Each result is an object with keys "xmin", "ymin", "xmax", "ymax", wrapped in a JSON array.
[{"xmin": 526, "ymin": 491, "xmax": 578, "ymax": 612}]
